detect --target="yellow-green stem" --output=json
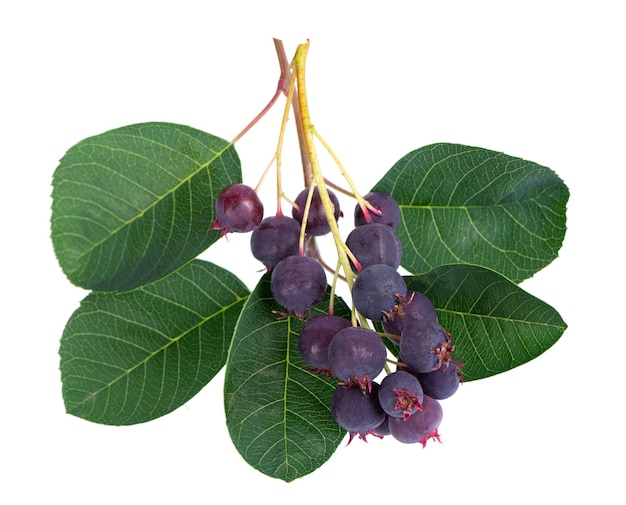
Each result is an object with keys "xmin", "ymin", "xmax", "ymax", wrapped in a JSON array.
[
  {"xmin": 312, "ymin": 127, "xmax": 369, "ymax": 207},
  {"xmin": 273, "ymin": 38, "xmax": 312, "ymax": 187},
  {"xmin": 273, "ymin": 64, "xmax": 298, "ymax": 214},
  {"xmin": 294, "ymin": 41, "xmax": 356, "ymax": 289}
]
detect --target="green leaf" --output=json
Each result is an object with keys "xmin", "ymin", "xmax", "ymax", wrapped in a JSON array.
[
  {"xmin": 59, "ymin": 259, "xmax": 249, "ymax": 425},
  {"xmin": 405, "ymin": 265, "xmax": 567, "ymax": 381},
  {"xmin": 224, "ymin": 274, "xmax": 350, "ymax": 482},
  {"xmin": 372, "ymin": 143, "xmax": 569, "ymax": 283},
  {"xmin": 51, "ymin": 122, "xmax": 241, "ymax": 292}
]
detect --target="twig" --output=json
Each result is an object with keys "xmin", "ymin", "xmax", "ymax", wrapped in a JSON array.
[{"xmin": 273, "ymin": 38, "xmax": 312, "ymax": 187}]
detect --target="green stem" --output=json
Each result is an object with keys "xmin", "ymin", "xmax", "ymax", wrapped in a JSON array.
[{"xmin": 294, "ymin": 41, "xmax": 356, "ymax": 290}]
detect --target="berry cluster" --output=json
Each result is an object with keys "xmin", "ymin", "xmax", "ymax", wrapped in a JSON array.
[
  {"xmin": 212, "ymin": 181, "xmax": 462, "ymax": 446},
  {"xmin": 300, "ymin": 282, "xmax": 463, "ymax": 445}
]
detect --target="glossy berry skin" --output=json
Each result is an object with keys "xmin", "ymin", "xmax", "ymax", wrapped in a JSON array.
[
  {"xmin": 417, "ymin": 361, "xmax": 462, "ymax": 400},
  {"xmin": 298, "ymin": 315, "xmax": 351, "ymax": 371},
  {"xmin": 270, "ymin": 255, "xmax": 327, "ymax": 317},
  {"xmin": 378, "ymin": 370, "xmax": 424, "ymax": 420},
  {"xmin": 330, "ymin": 382, "xmax": 386, "ymax": 442},
  {"xmin": 212, "ymin": 183, "xmax": 263, "ymax": 234},
  {"xmin": 354, "ymin": 192, "xmax": 401, "ymax": 229},
  {"xmin": 250, "ymin": 215, "xmax": 301, "ymax": 270},
  {"xmin": 345, "ymin": 222, "xmax": 403, "ymax": 272},
  {"xmin": 352, "ymin": 264, "xmax": 408, "ymax": 321},
  {"xmin": 292, "ymin": 186, "xmax": 341, "ymax": 236},
  {"xmin": 327, "ymin": 326, "xmax": 387, "ymax": 391},
  {"xmin": 382, "ymin": 291, "xmax": 438, "ymax": 336},
  {"xmin": 388, "ymin": 395, "xmax": 443, "ymax": 446}
]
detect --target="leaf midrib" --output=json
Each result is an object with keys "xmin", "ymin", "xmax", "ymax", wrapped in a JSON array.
[
  {"xmin": 66, "ymin": 294, "xmax": 246, "ymax": 414},
  {"xmin": 70, "ymin": 131, "xmax": 234, "ymax": 265}
]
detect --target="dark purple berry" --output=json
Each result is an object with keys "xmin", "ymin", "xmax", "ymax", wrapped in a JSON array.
[
  {"xmin": 399, "ymin": 321, "xmax": 455, "ymax": 373},
  {"xmin": 372, "ymin": 415, "xmax": 391, "ymax": 437},
  {"xmin": 327, "ymin": 326, "xmax": 387, "ymax": 391},
  {"xmin": 298, "ymin": 314, "xmax": 351, "ymax": 372},
  {"xmin": 250, "ymin": 215, "xmax": 301, "ymax": 270},
  {"xmin": 351, "ymin": 264, "xmax": 408, "ymax": 321},
  {"xmin": 345, "ymin": 222, "xmax": 403, "ymax": 272},
  {"xmin": 378, "ymin": 370, "xmax": 424, "ymax": 420},
  {"xmin": 388, "ymin": 395, "xmax": 443, "ymax": 446},
  {"xmin": 417, "ymin": 361, "xmax": 463, "ymax": 399},
  {"xmin": 354, "ymin": 192, "xmax": 401, "ymax": 229},
  {"xmin": 382, "ymin": 291, "xmax": 438, "ymax": 336},
  {"xmin": 292, "ymin": 186, "xmax": 341, "ymax": 236},
  {"xmin": 270, "ymin": 255, "xmax": 326, "ymax": 317},
  {"xmin": 330, "ymin": 382, "xmax": 386, "ymax": 443},
  {"xmin": 212, "ymin": 183, "xmax": 263, "ymax": 235}
]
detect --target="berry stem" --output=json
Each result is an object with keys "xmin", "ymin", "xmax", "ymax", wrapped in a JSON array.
[
  {"xmin": 356, "ymin": 199, "xmax": 384, "ymax": 225},
  {"xmin": 254, "ymin": 154, "xmax": 276, "ymax": 193},
  {"xmin": 272, "ymin": 63, "xmax": 298, "ymax": 215},
  {"xmin": 323, "ymin": 177, "xmax": 355, "ymax": 198},
  {"xmin": 230, "ymin": 81, "xmax": 284, "ymax": 145},
  {"xmin": 297, "ymin": 183, "xmax": 316, "ymax": 254},
  {"xmin": 311, "ymin": 127, "xmax": 370, "ymax": 208},
  {"xmin": 293, "ymin": 41, "xmax": 355, "ymax": 288},
  {"xmin": 273, "ymin": 38, "xmax": 312, "ymax": 187},
  {"xmin": 381, "ymin": 331, "xmax": 401, "ymax": 341},
  {"xmin": 328, "ymin": 258, "xmax": 344, "ymax": 315},
  {"xmin": 273, "ymin": 38, "xmax": 323, "ymax": 260}
]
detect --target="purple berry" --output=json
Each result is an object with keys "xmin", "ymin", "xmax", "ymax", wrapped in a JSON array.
[
  {"xmin": 345, "ymin": 222, "xmax": 403, "ymax": 272},
  {"xmin": 400, "ymin": 320, "xmax": 455, "ymax": 373},
  {"xmin": 250, "ymin": 215, "xmax": 301, "ymax": 270},
  {"xmin": 351, "ymin": 264, "xmax": 408, "ymax": 321},
  {"xmin": 327, "ymin": 326, "xmax": 387, "ymax": 391},
  {"xmin": 292, "ymin": 186, "xmax": 341, "ymax": 236},
  {"xmin": 270, "ymin": 255, "xmax": 326, "ymax": 317},
  {"xmin": 382, "ymin": 291, "xmax": 438, "ymax": 336},
  {"xmin": 354, "ymin": 192, "xmax": 401, "ymax": 229},
  {"xmin": 330, "ymin": 382, "xmax": 386, "ymax": 443},
  {"xmin": 372, "ymin": 415, "xmax": 391, "ymax": 437},
  {"xmin": 388, "ymin": 395, "xmax": 443, "ymax": 446},
  {"xmin": 378, "ymin": 370, "xmax": 424, "ymax": 420},
  {"xmin": 212, "ymin": 183, "xmax": 263, "ymax": 235},
  {"xmin": 416, "ymin": 361, "xmax": 463, "ymax": 400},
  {"xmin": 298, "ymin": 314, "xmax": 351, "ymax": 372}
]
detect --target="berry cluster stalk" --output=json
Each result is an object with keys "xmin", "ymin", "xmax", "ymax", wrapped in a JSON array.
[
  {"xmin": 293, "ymin": 41, "xmax": 356, "ymax": 290},
  {"xmin": 273, "ymin": 38, "xmax": 312, "ymax": 188}
]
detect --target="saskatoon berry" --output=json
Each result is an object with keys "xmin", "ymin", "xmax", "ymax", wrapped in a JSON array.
[
  {"xmin": 378, "ymin": 370, "xmax": 424, "ymax": 420},
  {"xmin": 330, "ymin": 381, "xmax": 386, "ymax": 442},
  {"xmin": 417, "ymin": 361, "xmax": 462, "ymax": 400},
  {"xmin": 345, "ymin": 222, "xmax": 403, "ymax": 272},
  {"xmin": 327, "ymin": 326, "xmax": 387, "ymax": 391},
  {"xmin": 292, "ymin": 186, "xmax": 341, "ymax": 236},
  {"xmin": 212, "ymin": 183, "xmax": 263, "ymax": 234},
  {"xmin": 372, "ymin": 415, "xmax": 391, "ymax": 437},
  {"xmin": 388, "ymin": 394, "xmax": 443, "ymax": 446},
  {"xmin": 351, "ymin": 264, "xmax": 408, "ymax": 321},
  {"xmin": 382, "ymin": 290, "xmax": 438, "ymax": 336},
  {"xmin": 270, "ymin": 255, "xmax": 327, "ymax": 317},
  {"xmin": 399, "ymin": 320, "xmax": 454, "ymax": 373},
  {"xmin": 299, "ymin": 314, "xmax": 351, "ymax": 372},
  {"xmin": 354, "ymin": 191, "xmax": 401, "ymax": 229},
  {"xmin": 250, "ymin": 215, "xmax": 301, "ymax": 270}
]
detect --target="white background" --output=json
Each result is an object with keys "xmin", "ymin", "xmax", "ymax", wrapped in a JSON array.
[{"xmin": 2, "ymin": 1, "xmax": 624, "ymax": 503}]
